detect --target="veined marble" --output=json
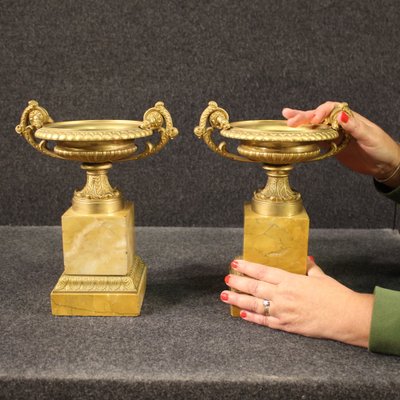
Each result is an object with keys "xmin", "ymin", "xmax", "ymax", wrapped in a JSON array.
[
  {"xmin": 62, "ymin": 202, "xmax": 135, "ymax": 276},
  {"xmin": 243, "ymin": 203, "xmax": 309, "ymax": 275}
]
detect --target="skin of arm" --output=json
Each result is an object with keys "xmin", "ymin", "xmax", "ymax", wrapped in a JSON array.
[{"xmin": 220, "ymin": 101, "xmax": 400, "ymax": 347}]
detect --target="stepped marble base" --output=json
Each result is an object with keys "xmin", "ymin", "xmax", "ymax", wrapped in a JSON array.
[{"xmin": 51, "ymin": 255, "xmax": 147, "ymax": 316}]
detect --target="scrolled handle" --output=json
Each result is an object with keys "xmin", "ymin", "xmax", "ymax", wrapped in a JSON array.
[
  {"xmin": 308, "ymin": 102, "xmax": 353, "ymax": 162},
  {"xmin": 194, "ymin": 101, "xmax": 250, "ymax": 162},
  {"xmin": 15, "ymin": 100, "xmax": 62, "ymax": 159},
  {"xmin": 123, "ymin": 101, "xmax": 178, "ymax": 161}
]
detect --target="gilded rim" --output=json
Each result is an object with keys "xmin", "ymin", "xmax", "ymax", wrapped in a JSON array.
[
  {"xmin": 221, "ymin": 120, "xmax": 338, "ymax": 142},
  {"xmin": 35, "ymin": 120, "xmax": 153, "ymax": 142}
]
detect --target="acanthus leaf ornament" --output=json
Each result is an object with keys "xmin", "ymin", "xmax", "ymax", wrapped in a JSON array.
[
  {"xmin": 254, "ymin": 166, "xmax": 301, "ymax": 203},
  {"xmin": 74, "ymin": 163, "xmax": 122, "ymax": 202}
]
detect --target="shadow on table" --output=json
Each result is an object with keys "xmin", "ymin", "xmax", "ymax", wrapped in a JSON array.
[
  {"xmin": 314, "ymin": 258, "xmax": 400, "ymax": 293},
  {"xmin": 143, "ymin": 263, "xmax": 227, "ymax": 315}
]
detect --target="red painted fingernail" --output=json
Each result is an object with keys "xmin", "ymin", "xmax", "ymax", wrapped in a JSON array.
[
  {"xmin": 220, "ymin": 292, "xmax": 229, "ymax": 301},
  {"xmin": 231, "ymin": 260, "xmax": 239, "ymax": 269},
  {"xmin": 240, "ymin": 310, "xmax": 247, "ymax": 318},
  {"xmin": 224, "ymin": 275, "xmax": 230, "ymax": 284},
  {"xmin": 309, "ymin": 256, "xmax": 315, "ymax": 262},
  {"xmin": 340, "ymin": 111, "xmax": 349, "ymax": 123}
]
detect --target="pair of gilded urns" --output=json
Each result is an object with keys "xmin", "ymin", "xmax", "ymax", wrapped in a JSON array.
[{"xmin": 15, "ymin": 100, "xmax": 350, "ymax": 316}]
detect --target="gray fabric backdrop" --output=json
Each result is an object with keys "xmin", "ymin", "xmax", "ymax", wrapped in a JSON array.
[{"xmin": 1, "ymin": 0, "xmax": 399, "ymax": 227}]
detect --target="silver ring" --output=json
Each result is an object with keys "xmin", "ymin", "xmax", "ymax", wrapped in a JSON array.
[{"xmin": 262, "ymin": 299, "xmax": 271, "ymax": 316}]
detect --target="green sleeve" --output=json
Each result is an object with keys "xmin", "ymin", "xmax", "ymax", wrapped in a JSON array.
[
  {"xmin": 369, "ymin": 286, "xmax": 400, "ymax": 356},
  {"xmin": 374, "ymin": 179, "xmax": 400, "ymax": 203}
]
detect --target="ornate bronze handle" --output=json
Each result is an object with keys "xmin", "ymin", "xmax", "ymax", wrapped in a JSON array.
[
  {"xmin": 307, "ymin": 102, "xmax": 352, "ymax": 162},
  {"xmin": 194, "ymin": 101, "xmax": 251, "ymax": 162},
  {"xmin": 123, "ymin": 101, "xmax": 179, "ymax": 161},
  {"xmin": 15, "ymin": 100, "xmax": 62, "ymax": 159}
]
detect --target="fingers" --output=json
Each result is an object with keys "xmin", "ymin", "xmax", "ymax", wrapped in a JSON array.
[
  {"xmin": 239, "ymin": 310, "xmax": 283, "ymax": 330},
  {"xmin": 282, "ymin": 107, "xmax": 300, "ymax": 119},
  {"xmin": 225, "ymin": 273, "xmax": 276, "ymax": 299},
  {"xmin": 337, "ymin": 110, "xmax": 385, "ymax": 147},
  {"xmin": 220, "ymin": 290, "xmax": 273, "ymax": 315},
  {"xmin": 231, "ymin": 259, "xmax": 287, "ymax": 284},
  {"xmin": 282, "ymin": 101, "xmax": 339, "ymax": 127},
  {"xmin": 306, "ymin": 256, "xmax": 325, "ymax": 277},
  {"xmin": 310, "ymin": 101, "xmax": 338, "ymax": 124},
  {"xmin": 286, "ymin": 110, "xmax": 316, "ymax": 127},
  {"xmin": 337, "ymin": 110, "xmax": 359, "ymax": 137},
  {"xmin": 337, "ymin": 110, "xmax": 373, "ymax": 142},
  {"xmin": 220, "ymin": 290, "xmax": 283, "ymax": 329}
]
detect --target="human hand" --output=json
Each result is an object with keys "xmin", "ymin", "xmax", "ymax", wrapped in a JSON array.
[
  {"xmin": 282, "ymin": 102, "xmax": 400, "ymax": 188},
  {"xmin": 220, "ymin": 257, "xmax": 374, "ymax": 348}
]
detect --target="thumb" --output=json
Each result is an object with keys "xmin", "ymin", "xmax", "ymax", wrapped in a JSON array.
[
  {"xmin": 307, "ymin": 256, "xmax": 325, "ymax": 277},
  {"xmin": 337, "ymin": 111, "xmax": 371, "ymax": 142}
]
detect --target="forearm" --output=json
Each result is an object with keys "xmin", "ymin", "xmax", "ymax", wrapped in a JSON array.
[
  {"xmin": 338, "ymin": 293, "xmax": 374, "ymax": 348},
  {"xmin": 373, "ymin": 141, "xmax": 400, "ymax": 189}
]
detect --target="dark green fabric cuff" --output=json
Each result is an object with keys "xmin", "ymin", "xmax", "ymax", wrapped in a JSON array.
[
  {"xmin": 369, "ymin": 286, "xmax": 400, "ymax": 356},
  {"xmin": 374, "ymin": 179, "xmax": 400, "ymax": 203}
]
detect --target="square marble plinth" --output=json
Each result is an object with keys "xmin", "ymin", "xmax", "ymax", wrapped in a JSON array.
[
  {"xmin": 62, "ymin": 202, "xmax": 135, "ymax": 276},
  {"xmin": 229, "ymin": 204, "xmax": 310, "ymax": 317},
  {"xmin": 243, "ymin": 202, "xmax": 309, "ymax": 275}
]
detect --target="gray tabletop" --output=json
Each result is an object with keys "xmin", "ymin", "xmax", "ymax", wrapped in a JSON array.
[{"xmin": 0, "ymin": 226, "xmax": 400, "ymax": 399}]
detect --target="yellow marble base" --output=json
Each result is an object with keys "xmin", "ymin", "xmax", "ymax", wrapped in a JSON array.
[
  {"xmin": 51, "ymin": 255, "xmax": 147, "ymax": 316},
  {"xmin": 243, "ymin": 202, "xmax": 309, "ymax": 274},
  {"xmin": 62, "ymin": 202, "xmax": 135, "ymax": 276},
  {"xmin": 230, "ymin": 203, "xmax": 309, "ymax": 317}
]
